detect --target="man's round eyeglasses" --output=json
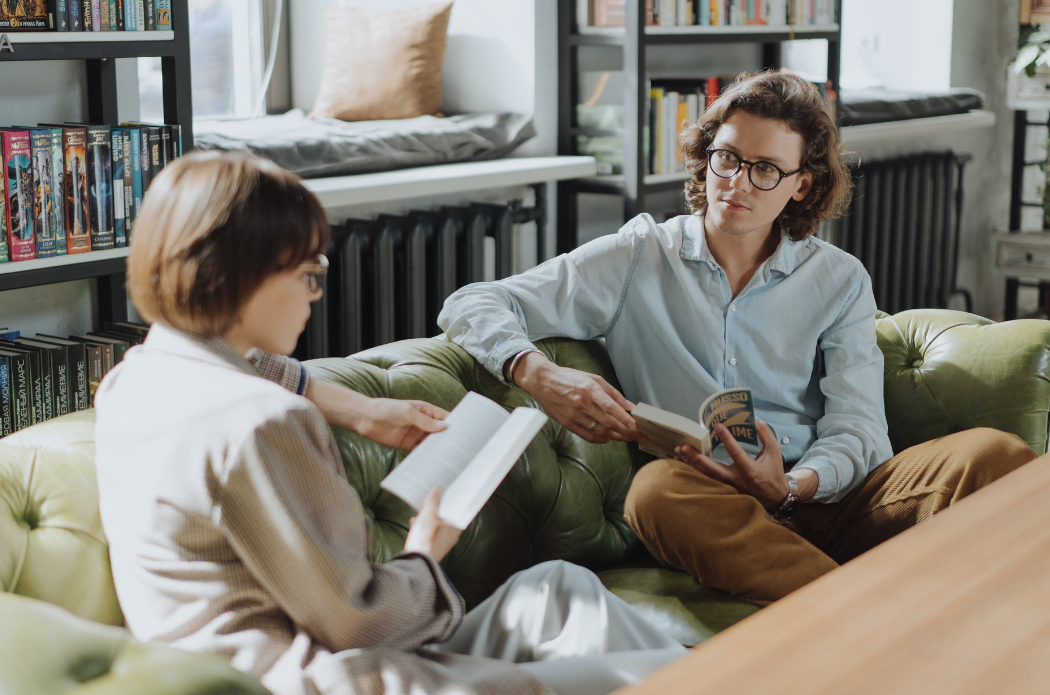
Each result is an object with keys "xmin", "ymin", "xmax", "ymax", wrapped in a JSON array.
[
  {"xmin": 706, "ymin": 148, "xmax": 803, "ymax": 191},
  {"xmin": 300, "ymin": 254, "xmax": 329, "ymax": 293}
]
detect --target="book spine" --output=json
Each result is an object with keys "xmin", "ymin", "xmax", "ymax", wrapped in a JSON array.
[
  {"xmin": 10, "ymin": 352, "xmax": 30, "ymax": 431},
  {"xmin": 29, "ymin": 130, "xmax": 58, "ymax": 259},
  {"xmin": 56, "ymin": 0, "xmax": 69, "ymax": 30},
  {"xmin": 51, "ymin": 346, "xmax": 70, "ymax": 417},
  {"xmin": 82, "ymin": 0, "xmax": 92, "ymax": 30},
  {"xmin": 71, "ymin": 342, "xmax": 87, "ymax": 412},
  {"xmin": 159, "ymin": 127, "xmax": 171, "ymax": 169},
  {"xmin": 155, "ymin": 0, "xmax": 169, "ymax": 29},
  {"xmin": 38, "ymin": 349, "xmax": 54, "ymax": 422},
  {"xmin": 135, "ymin": 0, "xmax": 143, "ymax": 30},
  {"xmin": 3, "ymin": 131, "xmax": 37, "ymax": 262},
  {"xmin": 91, "ymin": 0, "xmax": 100, "ymax": 30},
  {"xmin": 143, "ymin": 0, "xmax": 154, "ymax": 29},
  {"xmin": 85, "ymin": 126, "xmax": 115, "ymax": 251},
  {"xmin": 67, "ymin": 0, "xmax": 81, "ymax": 30},
  {"xmin": 85, "ymin": 344, "xmax": 101, "ymax": 407},
  {"xmin": 26, "ymin": 351, "xmax": 42, "ymax": 426},
  {"xmin": 128, "ymin": 129, "xmax": 143, "ymax": 216},
  {"xmin": 98, "ymin": 0, "xmax": 108, "ymax": 30},
  {"xmin": 107, "ymin": 0, "xmax": 116, "ymax": 29},
  {"xmin": 114, "ymin": 0, "xmax": 123, "ymax": 30},
  {"xmin": 120, "ymin": 130, "xmax": 133, "ymax": 238},
  {"xmin": 0, "ymin": 190, "xmax": 7, "ymax": 263},
  {"xmin": 112, "ymin": 129, "xmax": 127, "ymax": 248},
  {"xmin": 170, "ymin": 123, "xmax": 182, "ymax": 158},
  {"xmin": 64, "ymin": 128, "xmax": 92, "ymax": 254},
  {"xmin": 123, "ymin": 0, "xmax": 134, "ymax": 30},
  {"xmin": 0, "ymin": 355, "xmax": 11, "ymax": 437},
  {"xmin": 139, "ymin": 129, "xmax": 152, "ymax": 193},
  {"xmin": 49, "ymin": 129, "xmax": 66, "ymax": 256}
]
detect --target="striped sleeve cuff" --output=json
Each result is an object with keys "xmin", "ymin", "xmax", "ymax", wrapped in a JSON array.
[{"xmin": 246, "ymin": 349, "xmax": 310, "ymax": 396}]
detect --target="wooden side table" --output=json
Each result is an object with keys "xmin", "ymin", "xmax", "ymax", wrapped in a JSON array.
[{"xmin": 615, "ymin": 455, "xmax": 1050, "ymax": 695}]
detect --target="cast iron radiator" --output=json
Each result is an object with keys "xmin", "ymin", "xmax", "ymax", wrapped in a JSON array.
[
  {"xmin": 826, "ymin": 151, "xmax": 973, "ymax": 315},
  {"xmin": 295, "ymin": 198, "xmax": 544, "ymax": 361}
]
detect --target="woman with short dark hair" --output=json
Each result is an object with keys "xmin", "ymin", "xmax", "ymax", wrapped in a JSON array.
[{"xmin": 95, "ymin": 151, "xmax": 683, "ymax": 695}]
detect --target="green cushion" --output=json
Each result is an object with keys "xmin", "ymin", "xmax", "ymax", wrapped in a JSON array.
[{"xmin": 0, "ymin": 592, "xmax": 267, "ymax": 695}]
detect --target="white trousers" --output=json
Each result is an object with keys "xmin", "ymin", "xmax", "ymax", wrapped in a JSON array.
[{"xmin": 435, "ymin": 561, "xmax": 687, "ymax": 695}]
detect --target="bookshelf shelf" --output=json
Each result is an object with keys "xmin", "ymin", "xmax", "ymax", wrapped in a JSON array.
[
  {"xmin": 0, "ymin": 31, "xmax": 178, "ymax": 60},
  {"xmin": 556, "ymin": 0, "xmax": 842, "ymax": 254},
  {"xmin": 0, "ymin": 249, "xmax": 129, "ymax": 291}
]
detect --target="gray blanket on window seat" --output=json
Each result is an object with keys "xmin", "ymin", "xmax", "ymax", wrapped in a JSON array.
[{"xmin": 193, "ymin": 110, "xmax": 536, "ymax": 179}]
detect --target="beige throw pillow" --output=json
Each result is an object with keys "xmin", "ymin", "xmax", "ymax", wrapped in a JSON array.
[{"xmin": 309, "ymin": 2, "xmax": 454, "ymax": 122}]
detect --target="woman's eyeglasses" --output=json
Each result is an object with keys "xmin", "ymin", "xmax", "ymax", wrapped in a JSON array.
[{"xmin": 300, "ymin": 254, "xmax": 329, "ymax": 293}]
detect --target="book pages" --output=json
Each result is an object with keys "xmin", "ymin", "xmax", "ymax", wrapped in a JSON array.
[{"xmin": 380, "ymin": 391, "xmax": 509, "ymax": 511}]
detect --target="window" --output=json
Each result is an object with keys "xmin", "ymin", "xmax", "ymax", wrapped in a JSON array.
[{"xmin": 138, "ymin": 0, "xmax": 265, "ymax": 123}]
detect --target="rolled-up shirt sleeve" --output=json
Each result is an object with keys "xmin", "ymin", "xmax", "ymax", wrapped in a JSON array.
[
  {"xmin": 437, "ymin": 218, "xmax": 648, "ymax": 382},
  {"xmin": 793, "ymin": 270, "xmax": 894, "ymax": 503},
  {"xmin": 247, "ymin": 350, "xmax": 309, "ymax": 396}
]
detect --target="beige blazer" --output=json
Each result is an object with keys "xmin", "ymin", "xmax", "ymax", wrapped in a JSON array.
[{"xmin": 94, "ymin": 325, "xmax": 548, "ymax": 695}]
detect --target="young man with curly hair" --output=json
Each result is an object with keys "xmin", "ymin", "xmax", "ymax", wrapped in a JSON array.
[{"xmin": 438, "ymin": 70, "xmax": 1036, "ymax": 606}]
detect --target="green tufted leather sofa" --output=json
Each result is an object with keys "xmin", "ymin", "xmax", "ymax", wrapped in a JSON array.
[{"xmin": 2, "ymin": 309, "xmax": 1049, "ymax": 694}]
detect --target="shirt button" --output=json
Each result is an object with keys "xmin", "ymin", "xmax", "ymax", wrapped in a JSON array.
[
  {"xmin": 781, "ymin": 436, "xmax": 790, "ymax": 445},
  {"xmin": 730, "ymin": 303, "xmax": 737, "ymax": 312},
  {"xmin": 729, "ymin": 357, "xmax": 738, "ymax": 366}
]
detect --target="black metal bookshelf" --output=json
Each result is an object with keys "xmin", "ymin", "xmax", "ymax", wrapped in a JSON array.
[
  {"xmin": 556, "ymin": 0, "xmax": 842, "ymax": 254},
  {"xmin": 0, "ymin": 0, "xmax": 193, "ymax": 321}
]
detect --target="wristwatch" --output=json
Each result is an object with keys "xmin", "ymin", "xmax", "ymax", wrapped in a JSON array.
[{"xmin": 771, "ymin": 474, "xmax": 800, "ymax": 521}]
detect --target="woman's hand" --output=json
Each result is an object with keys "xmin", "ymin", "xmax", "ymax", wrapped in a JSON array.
[
  {"xmin": 404, "ymin": 489, "xmax": 463, "ymax": 562},
  {"xmin": 306, "ymin": 379, "xmax": 448, "ymax": 450}
]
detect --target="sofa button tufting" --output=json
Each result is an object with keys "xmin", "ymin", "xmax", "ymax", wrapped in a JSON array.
[{"xmin": 910, "ymin": 358, "xmax": 924, "ymax": 368}]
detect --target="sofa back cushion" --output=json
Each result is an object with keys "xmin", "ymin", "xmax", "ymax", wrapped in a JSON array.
[
  {"xmin": 0, "ymin": 411, "xmax": 122, "ymax": 625},
  {"xmin": 306, "ymin": 337, "xmax": 644, "ymax": 608}
]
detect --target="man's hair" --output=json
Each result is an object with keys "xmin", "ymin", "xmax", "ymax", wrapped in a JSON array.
[
  {"xmin": 680, "ymin": 70, "xmax": 852, "ymax": 241},
  {"xmin": 128, "ymin": 151, "xmax": 330, "ymax": 335}
]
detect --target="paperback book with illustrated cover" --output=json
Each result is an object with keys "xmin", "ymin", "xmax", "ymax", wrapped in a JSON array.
[
  {"xmin": 632, "ymin": 387, "xmax": 758, "ymax": 460},
  {"xmin": 381, "ymin": 391, "xmax": 548, "ymax": 530},
  {"xmin": 0, "ymin": 0, "xmax": 51, "ymax": 29},
  {"xmin": 85, "ymin": 126, "xmax": 115, "ymax": 250},
  {"xmin": 28, "ymin": 128, "xmax": 58, "ymax": 259},
  {"xmin": 3, "ymin": 130, "xmax": 36, "ymax": 262},
  {"xmin": 62, "ymin": 127, "xmax": 91, "ymax": 255}
]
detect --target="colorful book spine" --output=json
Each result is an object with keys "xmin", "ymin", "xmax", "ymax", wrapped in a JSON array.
[
  {"xmin": 28, "ymin": 128, "xmax": 58, "ymax": 258},
  {"xmin": 91, "ymin": 0, "xmax": 100, "ymax": 30},
  {"xmin": 155, "ymin": 0, "xmax": 169, "ymax": 29},
  {"xmin": 111, "ymin": 129, "xmax": 127, "ymax": 248},
  {"xmin": 0, "ymin": 185, "xmax": 7, "ymax": 263},
  {"xmin": 143, "ymin": 0, "xmax": 154, "ymax": 29},
  {"xmin": 7, "ymin": 351, "xmax": 30, "ymax": 432},
  {"xmin": 107, "ymin": 0, "xmax": 116, "ymax": 29},
  {"xmin": 117, "ymin": 129, "xmax": 133, "ymax": 238},
  {"xmin": 123, "ymin": 0, "xmax": 135, "ymax": 29},
  {"xmin": 47, "ymin": 128, "xmax": 67, "ymax": 256},
  {"xmin": 2, "ymin": 130, "xmax": 36, "ymax": 262},
  {"xmin": 127, "ymin": 128, "xmax": 143, "ymax": 219},
  {"xmin": 138, "ymin": 128, "xmax": 152, "ymax": 194},
  {"xmin": 63, "ymin": 127, "xmax": 91, "ymax": 255},
  {"xmin": 98, "ymin": 0, "xmax": 108, "ymax": 30},
  {"xmin": 147, "ymin": 127, "xmax": 162, "ymax": 176},
  {"xmin": 114, "ymin": 0, "xmax": 123, "ymax": 30},
  {"xmin": 85, "ymin": 125, "xmax": 115, "ymax": 251}
]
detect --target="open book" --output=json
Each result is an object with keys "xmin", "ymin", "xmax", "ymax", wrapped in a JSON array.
[
  {"xmin": 380, "ymin": 392, "xmax": 548, "ymax": 530},
  {"xmin": 631, "ymin": 387, "xmax": 758, "ymax": 460}
]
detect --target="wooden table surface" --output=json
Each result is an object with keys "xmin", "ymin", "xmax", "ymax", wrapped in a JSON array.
[{"xmin": 616, "ymin": 455, "xmax": 1050, "ymax": 695}]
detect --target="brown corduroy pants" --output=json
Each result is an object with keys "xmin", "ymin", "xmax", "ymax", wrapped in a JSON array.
[{"xmin": 624, "ymin": 428, "xmax": 1037, "ymax": 606}]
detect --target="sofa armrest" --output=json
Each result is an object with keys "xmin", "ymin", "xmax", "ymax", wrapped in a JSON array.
[
  {"xmin": 877, "ymin": 309, "xmax": 1050, "ymax": 455},
  {"xmin": 0, "ymin": 593, "xmax": 267, "ymax": 695}
]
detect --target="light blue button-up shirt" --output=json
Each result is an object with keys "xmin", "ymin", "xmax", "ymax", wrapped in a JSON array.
[{"xmin": 438, "ymin": 213, "xmax": 893, "ymax": 503}]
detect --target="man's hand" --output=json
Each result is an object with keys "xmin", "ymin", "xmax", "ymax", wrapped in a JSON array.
[
  {"xmin": 674, "ymin": 420, "xmax": 789, "ymax": 509},
  {"xmin": 404, "ymin": 489, "xmax": 463, "ymax": 562},
  {"xmin": 306, "ymin": 379, "xmax": 448, "ymax": 451},
  {"xmin": 513, "ymin": 351, "xmax": 644, "ymax": 444}
]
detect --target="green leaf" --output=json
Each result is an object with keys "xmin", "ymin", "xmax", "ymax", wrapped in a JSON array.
[
  {"xmin": 1028, "ymin": 30, "xmax": 1050, "ymax": 44},
  {"xmin": 1016, "ymin": 44, "xmax": 1042, "ymax": 71}
]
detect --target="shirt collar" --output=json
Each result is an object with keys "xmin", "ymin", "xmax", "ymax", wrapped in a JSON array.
[
  {"xmin": 142, "ymin": 323, "xmax": 260, "ymax": 378},
  {"xmin": 679, "ymin": 213, "xmax": 813, "ymax": 276}
]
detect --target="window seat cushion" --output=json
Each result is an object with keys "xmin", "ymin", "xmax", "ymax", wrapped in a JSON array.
[{"xmin": 839, "ymin": 88, "xmax": 985, "ymax": 127}]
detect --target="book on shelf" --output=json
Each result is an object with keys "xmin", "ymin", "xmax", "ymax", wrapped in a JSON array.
[
  {"xmin": 0, "ymin": 352, "xmax": 12, "ymax": 437},
  {"xmin": 82, "ymin": 331, "xmax": 130, "ymax": 362},
  {"xmin": 98, "ymin": 0, "xmax": 108, "ymax": 31},
  {"xmin": 114, "ymin": 0, "xmax": 124, "ymax": 30},
  {"xmin": 0, "ymin": 349, "xmax": 31, "ymax": 432},
  {"xmin": 0, "ymin": 342, "xmax": 44, "ymax": 426},
  {"xmin": 135, "ymin": 0, "xmax": 143, "ymax": 31},
  {"xmin": 0, "ymin": 182, "xmax": 7, "ymax": 264},
  {"xmin": 83, "ymin": 125, "xmax": 115, "ymax": 251},
  {"xmin": 50, "ymin": 125, "xmax": 92, "ymax": 255},
  {"xmin": 34, "ymin": 334, "xmax": 88, "ymax": 414},
  {"xmin": 155, "ymin": 0, "xmax": 169, "ymax": 30},
  {"xmin": 47, "ymin": 128, "xmax": 67, "ymax": 255},
  {"xmin": 68, "ymin": 0, "xmax": 82, "ymax": 31},
  {"xmin": 631, "ymin": 387, "xmax": 758, "ymax": 459},
  {"xmin": 110, "ymin": 127, "xmax": 127, "ymax": 248},
  {"xmin": 124, "ymin": 126, "xmax": 143, "ymax": 222},
  {"xmin": 143, "ymin": 0, "xmax": 154, "ymax": 30},
  {"xmin": 56, "ymin": 0, "xmax": 68, "ymax": 30},
  {"xmin": 15, "ymin": 337, "xmax": 68, "ymax": 418},
  {"xmin": 0, "ymin": 0, "xmax": 51, "ymax": 29},
  {"xmin": 111, "ymin": 128, "xmax": 134, "ymax": 238},
  {"xmin": 27, "ymin": 128, "xmax": 59, "ymax": 259},
  {"xmin": 123, "ymin": 0, "xmax": 136, "ymax": 30},
  {"xmin": 2, "ymin": 130, "xmax": 36, "ymax": 262},
  {"xmin": 380, "ymin": 391, "xmax": 548, "ymax": 530},
  {"xmin": 580, "ymin": 0, "xmax": 834, "ymax": 28}
]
